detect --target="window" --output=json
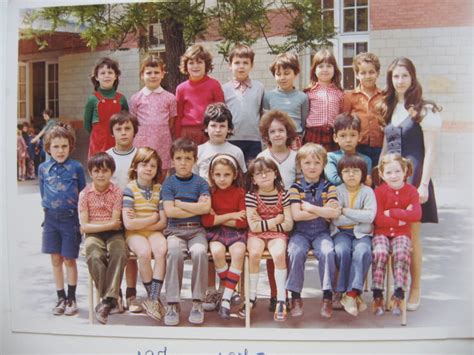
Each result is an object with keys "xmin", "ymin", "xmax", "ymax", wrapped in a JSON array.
[
  {"xmin": 321, "ymin": 0, "xmax": 335, "ymax": 28},
  {"xmin": 343, "ymin": 0, "xmax": 369, "ymax": 33},
  {"xmin": 342, "ymin": 41, "xmax": 368, "ymax": 89},
  {"xmin": 47, "ymin": 63, "xmax": 59, "ymax": 118},
  {"xmin": 18, "ymin": 63, "xmax": 27, "ymax": 120},
  {"xmin": 148, "ymin": 23, "xmax": 165, "ymax": 49}
]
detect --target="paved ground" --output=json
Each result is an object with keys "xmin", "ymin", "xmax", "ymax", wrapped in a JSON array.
[{"xmin": 9, "ymin": 180, "xmax": 473, "ymax": 336}]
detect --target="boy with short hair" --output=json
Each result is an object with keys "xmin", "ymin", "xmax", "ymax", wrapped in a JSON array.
[
  {"xmin": 263, "ymin": 52, "xmax": 309, "ymax": 144},
  {"xmin": 106, "ymin": 111, "xmax": 142, "ymax": 313},
  {"xmin": 324, "ymin": 113, "xmax": 372, "ymax": 186},
  {"xmin": 78, "ymin": 152, "xmax": 129, "ymax": 324},
  {"xmin": 223, "ymin": 43, "xmax": 265, "ymax": 163},
  {"xmin": 342, "ymin": 52, "xmax": 384, "ymax": 168},
  {"xmin": 162, "ymin": 138, "xmax": 211, "ymax": 326},
  {"xmin": 38, "ymin": 125, "xmax": 86, "ymax": 316}
]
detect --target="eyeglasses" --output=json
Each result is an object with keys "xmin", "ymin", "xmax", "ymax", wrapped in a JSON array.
[
  {"xmin": 254, "ymin": 169, "xmax": 275, "ymax": 177},
  {"xmin": 341, "ymin": 168, "xmax": 362, "ymax": 175}
]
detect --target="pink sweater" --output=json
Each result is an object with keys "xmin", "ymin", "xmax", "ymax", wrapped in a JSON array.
[{"xmin": 175, "ymin": 75, "xmax": 224, "ymax": 129}]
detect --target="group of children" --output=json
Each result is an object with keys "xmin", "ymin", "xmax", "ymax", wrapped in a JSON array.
[{"xmin": 37, "ymin": 41, "xmax": 441, "ymax": 326}]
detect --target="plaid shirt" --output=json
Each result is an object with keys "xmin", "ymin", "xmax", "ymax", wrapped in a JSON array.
[
  {"xmin": 306, "ymin": 83, "xmax": 344, "ymax": 128},
  {"xmin": 78, "ymin": 183, "xmax": 123, "ymax": 222}
]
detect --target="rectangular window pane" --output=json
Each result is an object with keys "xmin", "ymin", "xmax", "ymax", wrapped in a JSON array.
[
  {"xmin": 48, "ymin": 65, "xmax": 54, "ymax": 81},
  {"xmin": 343, "ymin": 43, "xmax": 355, "ymax": 65},
  {"xmin": 343, "ymin": 68, "xmax": 355, "ymax": 90},
  {"xmin": 357, "ymin": 8, "xmax": 368, "ymax": 32},
  {"xmin": 357, "ymin": 0, "xmax": 368, "ymax": 5},
  {"xmin": 323, "ymin": 0, "xmax": 334, "ymax": 8},
  {"xmin": 323, "ymin": 10, "xmax": 334, "ymax": 26},
  {"xmin": 344, "ymin": 9, "xmax": 355, "ymax": 32},
  {"xmin": 356, "ymin": 42, "xmax": 368, "ymax": 54},
  {"xmin": 344, "ymin": 0, "xmax": 355, "ymax": 6}
]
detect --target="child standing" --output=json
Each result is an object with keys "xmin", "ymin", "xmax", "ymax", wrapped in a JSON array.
[
  {"xmin": 161, "ymin": 138, "xmax": 211, "ymax": 326},
  {"xmin": 304, "ymin": 48, "xmax": 344, "ymax": 152},
  {"xmin": 201, "ymin": 154, "xmax": 248, "ymax": 319},
  {"xmin": 122, "ymin": 147, "xmax": 168, "ymax": 322},
  {"xmin": 324, "ymin": 113, "xmax": 372, "ymax": 186},
  {"xmin": 38, "ymin": 125, "xmax": 86, "ymax": 316},
  {"xmin": 372, "ymin": 153, "xmax": 421, "ymax": 316},
  {"xmin": 79, "ymin": 153, "xmax": 128, "ymax": 324},
  {"xmin": 84, "ymin": 57, "xmax": 128, "ymax": 158},
  {"xmin": 223, "ymin": 44, "xmax": 265, "ymax": 163},
  {"xmin": 130, "ymin": 56, "xmax": 177, "ymax": 175},
  {"xmin": 17, "ymin": 126, "xmax": 28, "ymax": 181},
  {"xmin": 244, "ymin": 157, "xmax": 293, "ymax": 321},
  {"xmin": 263, "ymin": 52, "xmax": 309, "ymax": 147},
  {"xmin": 175, "ymin": 44, "xmax": 224, "ymax": 145},
  {"xmin": 286, "ymin": 143, "xmax": 340, "ymax": 318},
  {"xmin": 106, "ymin": 112, "xmax": 142, "ymax": 313},
  {"xmin": 194, "ymin": 103, "xmax": 247, "ymax": 181},
  {"xmin": 31, "ymin": 109, "xmax": 59, "ymax": 161},
  {"xmin": 330, "ymin": 155, "xmax": 376, "ymax": 316},
  {"xmin": 343, "ymin": 52, "xmax": 384, "ymax": 168}
]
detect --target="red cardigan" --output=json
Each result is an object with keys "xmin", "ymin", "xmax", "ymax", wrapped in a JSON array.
[
  {"xmin": 201, "ymin": 186, "xmax": 248, "ymax": 229},
  {"xmin": 374, "ymin": 183, "xmax": 422, "ymax": 238}
]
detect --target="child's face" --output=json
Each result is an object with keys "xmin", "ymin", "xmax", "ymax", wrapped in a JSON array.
[
  {"xmin": 49, "ymin": 137, "xmax": 70, "ymax": 163},
  {"xmin": 268, "ymin": 119, "xmax": 288, "ymax": 148},
  {"xmin": 112, "ymin": 121, "xmax": 134, "ymax": 150},
  {"xmin": 172, "ymin": 150, "xmax": 195, "ymax": 178},
  {"xmin": 381, "ymin": 161, "xmax": 406, "ymax": 190},
  {"xmin": 300, "ymin": 154, "xmax": 324, "ymax": 182},
  {"xmin": 211, "ymin": 163, "xmax": 235, "ymax": 190},
  {"xmin": 230, "ymin": 56, "xmax": 253, "ymax": 82},
  {"xmin": 392, "ymin": 65, "xmax": 412, "ymax": 100},
  {"xmin": 187, "ymin": 58, "xmax": 206, "ymax": 81},
  {"xmin": 341, "ymin": 167, "xmax": 363, "ymax": 189},
  {"xmin": 252, "ymin": 166, "xmax": 276, "ymax": 191},
  {"xmin": 90, "ymin": 166, "xmax": 113, "ymax": 192},
  {"xmin": 333, "ymin": 128, "xmax": 360, "ymax": 154},
  {"xmin": 136, "ymin": 158, "xmax": 158, "ymax": 185},
  {"xmin": 43, "ymin": 113, "xmax": 50, "ymax": 121},
  {"xmin": 315, "ymin": 62, "xmax": 335, "ymax": 85},
  {"xmin": 355, "ymin": 62, "xmax": 379, "ymax": 90},
  {"xmin": 274, "ymin": 66, "xmax": 297, "ymax": 91},
  {"xmin": 142, "ymin": 66, "xmax": 165, "ymax": 91},
  {"xmin": 206, "ymin": 120, "xmax": 229, "ymax": 145},
  {"xmin": 95, "ymin": 65, "xmax": 117, "ymax": 90}
]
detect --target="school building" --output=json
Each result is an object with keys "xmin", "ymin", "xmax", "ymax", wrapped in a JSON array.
[{"xmin": 17, "ymin": 0, "xmax": 473, "ymax": 188}]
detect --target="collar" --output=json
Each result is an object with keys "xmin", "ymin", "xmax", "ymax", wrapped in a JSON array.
[
  {"xmin": 277, "ymin": 87, "xmax": 295, "ymax": 93},
  {"xmin": 111, "ymin": 146, "xmax": 136, "ymax": 156},
  {"xmin": 233, "ymin": 78, "xmax": 252, "ymax": 90},
  {"xmin": 175, "ymin": 173, "xmax": 194, "ymax": 182},
  {"xmin": 44, "ymin": 158, "xmax": 69, "ymax": 173},
  {"xmin": 353, "ymin": 85, "xmax": 382, "ymax": 96},
  {"xmin": 142, "ymin": 86, "xmax": 164, "ymax": 96},
  {"xmin": 310, "ymin": 82, "xmax": 336, "ymax": 91},
  {"xmin": 89, "ymin": 182, "xmax": 115, "ymax": 194}
]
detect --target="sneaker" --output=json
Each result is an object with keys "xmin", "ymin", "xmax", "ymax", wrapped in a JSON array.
[
  {"xmin": 356, "ymin": 295, "xmax": 367, "ymax": 313},
  {"xmin": 341, "ymin": 294, "xmax": 358, "ymax": 316},
  {"xmin": 164, "ymin": 304, "xmax": 180, "ymax": 326},
  {"xmin": 290, "ymin": 298, "xmax": 303, "ymax": 317},
  {"xmin": 109, "ymin": 297, "xmax": 125, "ymax": 314},
  {"xmin": 188, "ymin": 301, "xmax": 204, "ymax": 325},
  {"xmin": 230, "ymin": 290, "xmax": 241, "ymax": 306},
  {"xmin": 64, "ymin": 299, "xmax": 78, "ymax": 316},
  {"xmin": 203, "ymin": 289, "xmax": 222, "ymax": 312},
  {"xmin": 372, "ymin": 297, "xmax": 385, "ymax": 316},
  {"xmin": 273, "ymin": 301, "xmax": 287, "ymax": 321},
  {"xmin": 95, "ymin": 302, "xmax": 111, "ymax": 324},
  {"xmin": 238, "ymin": 298, "xmax": 257, "ymax": 319},
  {"xmin": 218, "ymin": 299, "xmax": 231, "ymax": 320},
  {"xmin": 126, "ymin": 296, "xmax": 143, "ymax": 313},
  {"xmin": 320, "ymin": 299, "xmax": 333, "ymax": 318},
  {"xmin": 332, "ymin": 292, "xmax": 343, "ymax": 310},
  {"xmin": 268, "ymin": 296, "xmax": 277, "ymax": 312},
  {"xmin": 391, "ymin": 295, "xmax": 402, "ymax": 316},
  {"xmin": 52, "ymin": 298, "xmax": 66, "ymax": 316},
  {"xmin": 143, "ymin": 299, "xmax": 165, "ymax": 321}
]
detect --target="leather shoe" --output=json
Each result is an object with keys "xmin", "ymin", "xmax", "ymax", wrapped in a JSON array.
[{"xmin": 320, "ymin": 299, "xmax": 333, "ymax": 318}]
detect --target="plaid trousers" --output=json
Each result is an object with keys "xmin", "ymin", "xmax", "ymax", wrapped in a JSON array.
[{"xmin": 371, "ymin": 234, "xmax": 412, "ymax": 291}]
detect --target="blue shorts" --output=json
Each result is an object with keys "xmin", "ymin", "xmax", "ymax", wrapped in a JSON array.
[{"xmin": 42, "ymin": 208, "xmax": 82, "ymax": 259}]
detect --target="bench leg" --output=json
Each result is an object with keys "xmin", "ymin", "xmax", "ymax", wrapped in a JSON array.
[
  {"xmin": 244, "ymin": 255, "xmax": 250, "ymax": 328},
  {"xmin": 88, "ymin": 271, "xmax": 94, "ymax": 324}
]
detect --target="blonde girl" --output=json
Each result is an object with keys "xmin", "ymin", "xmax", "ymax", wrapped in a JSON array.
[
  {"xmin": 303, "ymin": 48, "xmax": 344, "ymax": 152},
  {"xmin": 201, "ymin": 154, "xmax": 247, "ymax": 319},
  {"xmin": 122, "ymin": 147, "xmax": 167, "ymax": 321},
  {"xmin": 243, "ymin": 157, "xmax": 293, "ymax": 322},
  {"xmin": 372, "ymin": 153, "xmax": 421, "ymax": 316}
]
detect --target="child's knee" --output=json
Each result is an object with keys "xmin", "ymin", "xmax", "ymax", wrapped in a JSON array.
[
  {"xmin": 135, "ymin": 249, "xmax": 152, "ymax": 261},
  {"xmin": 63, "ymin": 258, "xmax": 77, "ymax": 268},
  {"xmin": 190, "ymin": 243, "xmax": 207, "ymax": 259},
  {"xmin": 372, "ymin": 247, "xmax": 388, "ymax": 262},
  {"xmin": 50, "ymin": 254, "xmax": 64, "ymax": 267}
]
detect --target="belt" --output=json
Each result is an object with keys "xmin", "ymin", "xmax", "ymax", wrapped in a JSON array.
[{"xmin": 173, "ymin": 222, "xmax": 201, "ymax": 228}]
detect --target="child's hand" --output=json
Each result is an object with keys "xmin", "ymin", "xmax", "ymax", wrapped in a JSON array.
[
  {"xmin": 232, "ymin": 210, "xmax": 246, "ymax": 221},
  {"xmin": 111, "ymin": 219, "xmax": 122, "ymax": 230},
  {"xmin": 127, "ymin": 209, "xmax": 136, "ymax": 219},
  {"xmin": 274, "ymin": 214, "xmax": 285, "ymax": 224},
  {"xmin": 406, "ymin": 204, "xmax": 413, "ymax": 211},
  {"xmin": 209, "ymin": 208, "xmax": 216, "ymax": 215},
  {"xmin": 325, "ymin": 200, "xmax": 339, "ymax": 209},
  {"xmin": 384, "ymin": 210, "xmax": 391, "ymax": 217},
  {"xmin": 398, "ymin": 220, "xmax": 406, "ymax": 226}
]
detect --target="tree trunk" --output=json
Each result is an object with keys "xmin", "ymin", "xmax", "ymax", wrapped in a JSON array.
[{"xmin": 160, "ymin": 18, "xmax": 187, "ymax": 94}]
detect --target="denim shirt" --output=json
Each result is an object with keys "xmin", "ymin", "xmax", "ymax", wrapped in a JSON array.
[{"xmin": 38, "ymin": 158, "xmax": 86, "ymax": 210}]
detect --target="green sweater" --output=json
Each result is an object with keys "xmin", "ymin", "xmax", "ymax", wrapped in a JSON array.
[{"xmin": 83, "ymin": 87, "xmax": 128, "ymax": 133}]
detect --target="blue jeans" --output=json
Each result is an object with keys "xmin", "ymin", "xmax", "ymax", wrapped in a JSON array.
[
  {"xmin": 333, "ymin": 230, "xmax": 372, "ymax": 292},
  {"xmin": 229, "ymin": 140, "xmax": 262, "ymax": 166},
  {"xmin": 286, "ymin": 231, "xmax": 336, "ymax": 292}
]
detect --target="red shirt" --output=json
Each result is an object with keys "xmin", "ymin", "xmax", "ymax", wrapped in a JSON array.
[
  {"xmin": 374, "ymin": 183, "xmax": 422, "ymax": 238},
  {"xmin": 202, "ymin": 186, "xmax": 248, "ymax": 229}
]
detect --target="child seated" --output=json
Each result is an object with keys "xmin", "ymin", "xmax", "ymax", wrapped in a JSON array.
[
  {"xmin": 324, "ymin": 113, "xmax": 372, "ymax": 186},
  {"xmin": 79, "ymin": 153, "xmax": 128, "ymax": 324},
  {"xmin": 162, "ymin": 138, "xmax": 211, "ymax": 326},
  {"xmin": 330, "ymin": 155, "xmax": 376, "ymax": 316}
]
